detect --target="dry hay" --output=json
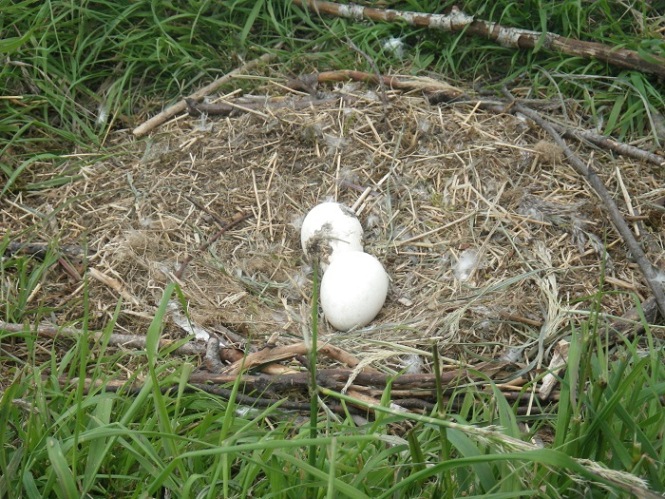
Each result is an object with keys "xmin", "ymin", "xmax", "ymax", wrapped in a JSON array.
[{"xmin": 3, "ymin": 69, "xmax": 664, "ymax": 376}]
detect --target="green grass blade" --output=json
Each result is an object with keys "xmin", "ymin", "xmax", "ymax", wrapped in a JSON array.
[
  {"xmin": 46, "ymin": 437, "xmax": 79, "ymax": 499},
  {"xmin": 81, "ymin": 396, "xmax": 115, "ymax": 493},
  {"xmin": 446, "ymin": 428, "xmax": 497, "ymax": 493}
]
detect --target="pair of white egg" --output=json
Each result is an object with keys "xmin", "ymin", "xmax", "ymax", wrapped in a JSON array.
[{"xmin": 300, "ymin": 202, "xmax": 389, "ymax": 332}]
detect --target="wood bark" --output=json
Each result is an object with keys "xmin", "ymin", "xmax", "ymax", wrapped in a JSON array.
[{"xmin": 291, "ymin": 0, "xmax": 665, "ymax": 79}]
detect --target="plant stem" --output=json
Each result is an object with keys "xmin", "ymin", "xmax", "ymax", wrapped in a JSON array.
[
  {"xmin": 433, "ymin": 346, "xmax": 453, "ymax": 498},
  {"xmin": 308, "ymin": 263, "xmax": 320, "ymax": 496}
]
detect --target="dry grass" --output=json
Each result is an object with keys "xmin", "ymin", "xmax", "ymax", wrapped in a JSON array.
[{"xmin": 4, "ymin": 66, "xmax": 664, "ymax": 375}]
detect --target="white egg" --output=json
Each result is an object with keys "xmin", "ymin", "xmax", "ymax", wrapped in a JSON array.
[
  {"xmin": 300, "ymin": 202, "xmax": 364, "ymax": 269},
  {"xmin": 320, "ymin": 251, "xmax": 389, "ymax": 331}
]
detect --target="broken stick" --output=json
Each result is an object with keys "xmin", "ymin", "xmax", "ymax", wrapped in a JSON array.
[
  {"xmin": 132, "ymin": 51, "xmax": 277, "ymax": 137},
  {"xmin": 222, "ymin": 341, "xmax": 367, "ymax": 376}
]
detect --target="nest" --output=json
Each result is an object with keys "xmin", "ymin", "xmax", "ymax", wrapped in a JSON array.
[{"xmin": 2, "ymin": 67, "xmax": 664, "ymax": 387}]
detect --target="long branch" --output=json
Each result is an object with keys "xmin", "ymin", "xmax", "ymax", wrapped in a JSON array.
[
  {"xmin": 504, "ymin": 95, "xmax": 665, "ymax": 317},
  {"xmin": 291, "ymin": 0, "xmax": 665, "ymax": 78}
]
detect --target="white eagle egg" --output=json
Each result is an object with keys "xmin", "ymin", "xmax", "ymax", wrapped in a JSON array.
[
  {"xmin": 300, "ymin": 202, "xmax": 364, "ymax": 270},
  {"xmin": 320, "ymin": 251, "xmax": 389, "ymax": 331}
]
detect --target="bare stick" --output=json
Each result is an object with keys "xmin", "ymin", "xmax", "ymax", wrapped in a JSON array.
[
  {"xmin": 561, "ymin": 128, "xmax": 664, "ymax": 167},
  {"xmin": 58, "ymin": 376, "xmax": 443, "ymax": 415},
  {"xmin": 132, "ymin": 51, "xmax": 277, "ymax": 137},
  {"xmin": 476, "ymin": 102, "xmax": 665, "ymax": 165},
  {"xmin": 65, "ymin": 369, "xmax": 553, "ymax": 403},
  {"xmin": 88, "ymin": 268, "xmax": 141, "ymax": 306},
  {"xmin": 191, "ymin": 368, "xmax": 475, "ymax": 391},
  {"xmin": 185, "ymin": 95, "xmax": 342, "ymax": 116},
  {"xmin": 221, "ymin": 341, "xmax": 366, "ymax": 376},
  {"xmin": 504, "ymin": 94, "xmax": 665, "ymax": 317},
  {"xmin": 291, "ymin": 0, "xmax": 665, "ymax": 78},
  {"xmin": 184, "ymin": 195, "xmax": 228, "ymax": 227},
  {"xmin": 0, "ymin": 320, "xmax": 207, "ymax": 356},
  {"xmin": 313, "ymin": 70, "xmax": 465, "ymax": 99}
]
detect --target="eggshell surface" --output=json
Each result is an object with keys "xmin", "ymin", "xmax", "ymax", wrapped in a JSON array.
[
  {"xmin": 320, "ymin": 252, "xmax": 389, "ymax": 331},
  {"xmin": 300, "ymin": 202, "xmax": 363, "ymax": 268}
]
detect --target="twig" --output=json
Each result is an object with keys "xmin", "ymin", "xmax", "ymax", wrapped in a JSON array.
[
  {"xmin": 222, "ymin": 341, "xmax": 366, "ymax": 376},
  {"xmin": 311, "ymin": 70, "xmax": 465, "ymax": 100},
  {"xmin": 132, "ymin": 51, "xmax": 278, "ymax": 137},
  {"xmin": 174, "ymin": 211, "xmax": 252, "ymax": 279},
  {"xmin": 4, "ymin": 241, "xmax": 93, "ymax": 261},
  {"xmin": 503, "ymin": 93, "xmax": 665, "ymax": 318},
  {"xmin": 565, "ymin": 128, "xmax": 665, "ymax": 167},
  {"xmin": 184, "ymin": 195, "xmax": 228, "ymax": 227},
  {"xmin": 291, "ymin": 0, "xmax": 665, "ymax": 78},
  {"xmin": 185, "ymin": 95, "xmax": 343, "ymax": 117},
  {"xmin": 193, "ymin": 368, "xmax": 483, "ymax": 389},
  {"xmin": 58, "ymin": 376, "xmax": 556, "ymax": 416},
  {"xmin": 538, "ymin": 339, "xmax": 569, "ymax": 399},
  {"xmin": 58, "ymin": 376, "xmax": 441, "ymax": 415},
  {"xmin": 0, "ymin": 320, "xmax": 206, "ymax": 356},
  {"xmin": 96, "ymin": 368, "xmax": 544, "ymax": 401},
  {"xmin": 88, "ymin": 267, "xmax": 141, "ymax": 306}
]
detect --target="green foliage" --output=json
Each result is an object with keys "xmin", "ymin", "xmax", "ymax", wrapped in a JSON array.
[
  {"xmin": 0, "ymin": 0, "xmax": 287, "ymax": 157},
  {"xmin": 1, "ymin": 274, "xmax": 662, "ymax": 496}
]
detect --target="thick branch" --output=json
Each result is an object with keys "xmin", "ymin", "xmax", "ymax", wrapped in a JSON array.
[{"xmin": 292, "ymin": 0, "xmax": 665, "ymax": 78}]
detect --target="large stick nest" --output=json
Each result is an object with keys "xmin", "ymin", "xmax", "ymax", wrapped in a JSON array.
[{"xmin": 3, "ymin": 67, "xmax": 664, "ymax": 376}]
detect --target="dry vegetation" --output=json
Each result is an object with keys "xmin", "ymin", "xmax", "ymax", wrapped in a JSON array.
[{"xmin": 4, "ymin": 67, "xmax": 664, "ymax": 378}]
